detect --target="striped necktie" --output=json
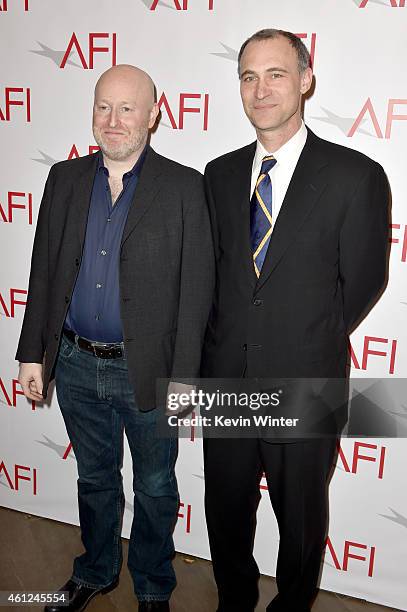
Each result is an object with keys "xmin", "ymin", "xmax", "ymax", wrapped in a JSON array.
[{"xmin": 250, "ymin": 155, "xmax": 277, "ymax": 277}]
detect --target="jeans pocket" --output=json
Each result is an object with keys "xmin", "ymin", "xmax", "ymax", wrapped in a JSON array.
[{"xmin": 59, "ymin": 335, "xmax": 76, "ymax": 359}]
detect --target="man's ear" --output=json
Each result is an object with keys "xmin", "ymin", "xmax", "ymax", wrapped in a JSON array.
[
  {"xmin": 149, "ymin": 102, "xmax": 159, "ymax": 129},
  {"xmin": 300, "ymin": 67, "xmax": 313, "ymax": 95}
]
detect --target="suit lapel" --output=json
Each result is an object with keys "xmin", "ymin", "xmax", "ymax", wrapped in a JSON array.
[
  {"xmin": 71, "ymin": 154, "xmax": 99, "ymax": 249},
  {"xmin": 229, "ymin": 142, "xmax": 257, "ymax": 287},
  {"xmin": 255, "ymin": 129, "xmax": 329, "ymax": 293},
  {"xmin": 121, "ymin": 146, "xmax": 162, "ymax": 246}
]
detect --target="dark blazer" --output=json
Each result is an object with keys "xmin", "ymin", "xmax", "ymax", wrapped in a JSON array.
[
  {"xmin": 16, "ymin": 146, "xmax": 214, "ymax": 410},
  {"xmin": 202, "ymin": 128, "xmax": 389, "ymax": 430}
]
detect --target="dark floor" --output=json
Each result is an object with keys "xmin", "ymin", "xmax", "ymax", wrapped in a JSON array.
[{"xmin": 0, "ymin": 507, "xmax": 400, "ymax": 612}]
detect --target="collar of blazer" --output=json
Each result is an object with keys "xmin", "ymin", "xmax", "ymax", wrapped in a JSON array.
[
  {"xmin": 70, "ymin": 145, "xmax": 163, "ymax": 249},
  {"xmin": 221, "ymin": 127, "xmax": 330, "ymax": 292}
]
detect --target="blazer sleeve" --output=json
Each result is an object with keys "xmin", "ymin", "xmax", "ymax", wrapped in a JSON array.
[
  {"xmin": 170, "ymin": 171, "xmax": 215, "ymax": 380},
  {"xmin": 339, "ymin": 161, "xmax": 390, "ymax": 333},
  {"xmin": 15, "ymin": 166, "xmax": 56, "ymax": 363}
]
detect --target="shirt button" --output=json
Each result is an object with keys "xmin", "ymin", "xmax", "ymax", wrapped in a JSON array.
[
  {"xmin": 107, "ymin": 218, "xmax": 111, "ymax": 222},
  {"xmin": 101, "ymin": 250, "xmax": 107, "ymax": 256},
  {"xmin": 96, "ymin": 283, "xmax": 102, "ymax": 289},
  {"xmin": 95, "ymin": 314, "xmax": 101, "ymax": 321}
]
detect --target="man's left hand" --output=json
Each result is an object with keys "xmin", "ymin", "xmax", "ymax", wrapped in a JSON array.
[{"xmin": 166, "ymin": 381, "xmax": 196, "ymax": 415}]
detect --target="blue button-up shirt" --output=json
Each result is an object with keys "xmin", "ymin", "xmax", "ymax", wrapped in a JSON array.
[{"xmin": 65, "ymin": 149, "xmax": 146, "ymax": 342}]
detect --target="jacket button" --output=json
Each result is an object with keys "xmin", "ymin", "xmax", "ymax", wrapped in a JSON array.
[
  {"xmin": 75, "ymin": 258, "xmax": 80, "ymax": 266},
  {"xmin": 253, "ymin": 299, "xmax": 263, "ymax": 306},
  {"xmin": 243, "ymin": 344, "xmax": 247, "ymax": 351},
  {"xmin": 54, "ymin": 333, "xmax": 59, "ymax": 340},
  {"xmin": 65, "ymin": 296, "xmax": 70, "ymax": 303}
]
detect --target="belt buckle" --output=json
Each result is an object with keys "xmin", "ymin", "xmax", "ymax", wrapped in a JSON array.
[
  {"xmin": 92, "ymin": 343, "xmax": 109, "ymax": 358},
  {"xmin": 91, "ymin": 342, "xmax": 119, "ymax": 359}
]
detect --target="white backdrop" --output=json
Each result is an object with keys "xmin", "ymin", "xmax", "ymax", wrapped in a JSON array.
[{"xmin": 1, "ymin": 0, "xmax": 406, "ymax": 609}]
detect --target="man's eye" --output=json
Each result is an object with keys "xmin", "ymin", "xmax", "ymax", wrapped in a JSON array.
[
  {"xmin": 243, "ymin": 75, "xmax": 256, "ymax": 83},
  {"xmin": 271, "ymin": 73, "xmax": 283, "ymax": 79},
  {"xmin": 122, "ymin": 107, "xmax": 131, "ymax": 112}
]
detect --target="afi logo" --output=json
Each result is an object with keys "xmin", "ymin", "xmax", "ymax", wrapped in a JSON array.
[
  {"xmin": 0, "ymin": 377, "xmax": 35, "ymax": 411},
  {"xmin": 348, "ymin": 98, "xmax": 407, "ymax": 138},
  {"xmin": 158, "ymin": 92, "xmax": 209, "ymax": 130},
  {"xmin": 260, "ymin": 473, "xmax": 268, "ymax": 491},
  {"xmin": 188, "ymin": 409, "xmax": 197, "ymax": 442},
  {"xmin": 350, "ymin": 336, "xmax": 398, "ymax": 374},
  {"xmin": 295, "ymin": 33, "xmax": 317, "ymax": 68},
  {"xmin": 326, "ymin": 537, "xmax": 376, "ymax": 577},
  {"xmin": 0, "ymin": 288, "xmax": 27, "ymax": 318},
  {"xmin": 0, "ymin": 87, "xmax": 31, "ymax": 122},
  {"xmin": 337, "ymin": 441, "xmax": 386, "ymax": 479},
  {"xmin": 390, "ymin": 223, "xmax": 407, "ymax": 262},
  {"xmin": 0, "ymin": 461, "xmax": 38, "ymax": 495},
  {"xmin": 60, "ymin": 33, "xmax": 117, "ymax": 69},
  {"xmin": 67, "ymin": 144, "xmax": 100, "ymax": 159},
  {"xmin": 177, "ymin": 501, "xmax": 192, "ymax": 533},
  {"xmin": 150, "ymin": 0, "xmax": 214, "ymax": 9},
  {"xmin": 358, "ymin": 0, "xmax": 405, "ymax": 6},
  {"xmin": 0, "ymin": 0, "xmax": 29, "ymax": 10},
  {"xmin": 0, "ymin": 191, "xmax": 33, "ymax": 225},
  {"xmin": 62, "ymin": 442, "xmax": 73, "ymax": 460}
]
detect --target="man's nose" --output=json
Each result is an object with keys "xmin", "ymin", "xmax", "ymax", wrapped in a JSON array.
[
  {"xmin": 108, "ymin": 108, "xmax": 119, "ymax": 127},
  {"xmin": 255, "ymin": 78, "xmax": 271, "ymax": 100}
]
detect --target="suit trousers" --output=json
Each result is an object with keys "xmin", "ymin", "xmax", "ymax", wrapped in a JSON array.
[
  {"xmin": 54, "ymin": 333, "xmax": 179, "ymax": 602},
  {"xmin": 203, "ymin": 435, "xmax": 337, "ymax": 612}
]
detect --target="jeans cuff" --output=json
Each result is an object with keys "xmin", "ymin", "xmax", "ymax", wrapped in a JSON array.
[
  {"xmin": 137, "ymin": 592, "xmax": 171, "ymax": 602},
  {"xmin": 71, "ymin": 575, "xmax": 113, "ymax": 590}
]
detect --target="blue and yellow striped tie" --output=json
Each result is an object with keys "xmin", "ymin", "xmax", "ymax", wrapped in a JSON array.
[{"xmin": 250, "ymin": 155, "xmax": 277, "ymax": 277}]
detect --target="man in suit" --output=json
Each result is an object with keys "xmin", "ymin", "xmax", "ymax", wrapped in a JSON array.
[
  {"xmin": 16, "ymin": 64, "xmax": 213, "ymax": 612},
  {"xmin": 202, "ymin": 29, "xmax": 389, "ymax": 612}
]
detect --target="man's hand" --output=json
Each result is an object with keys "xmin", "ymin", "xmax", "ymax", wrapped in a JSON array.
[
  {"xmin": 166, "ymin": 381, "xmax": 196, "ymax": 416},
  {"xmin": 18, "ymin": 362, "xmax": 44, "ymax": 402}
]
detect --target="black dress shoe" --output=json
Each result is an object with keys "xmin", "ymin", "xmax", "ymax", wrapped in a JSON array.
[
  {"xmin": 44, "ymin": 577, "xmax": 118, "ymax": 612},
  {"xmin": 138, "ymin": 602, "xmax": 170, "ymax": 611}
]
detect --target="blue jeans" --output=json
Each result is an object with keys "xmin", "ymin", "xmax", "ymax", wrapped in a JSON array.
[{"xmin": 54, "ymin": 333, "xmax": 179, "ymax": 602}]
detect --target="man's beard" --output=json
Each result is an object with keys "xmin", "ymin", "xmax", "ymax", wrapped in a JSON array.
[{"xmin": 93, "ymin": 126, "xmax": 147, "ymax": 161}]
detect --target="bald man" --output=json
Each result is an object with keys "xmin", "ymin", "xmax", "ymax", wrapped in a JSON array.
[{"xmin": 16, "ymin": 65, "xmax": 214, "ymax": 612}]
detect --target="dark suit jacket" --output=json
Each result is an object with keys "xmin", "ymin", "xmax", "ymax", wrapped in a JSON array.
[
  {"xmin": 201, "ymin": 128, "xmax": 389, "ymax": 432},
  {"xmin": 16, "ymin": 146, "xmax": 214, "ymax": 410}
]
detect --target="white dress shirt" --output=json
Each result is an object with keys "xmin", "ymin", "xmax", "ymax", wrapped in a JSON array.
[{"xmin": 250, "ymin": 121, "xmax": 308, "ymax": 230}]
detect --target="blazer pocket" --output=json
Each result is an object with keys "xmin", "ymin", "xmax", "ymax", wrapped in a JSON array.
[
  {"xmin": 298, "ymin": 338, "xmax": 344, "ymax": 363},
  {"xmin": 144, "ymin": 229, "xmax": 179, "ymax": 244}
]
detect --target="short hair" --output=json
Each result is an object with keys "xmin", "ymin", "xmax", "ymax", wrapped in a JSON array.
[{"xmin": 238, "ymin": 29, "xmax": 311, "ymax": 77}]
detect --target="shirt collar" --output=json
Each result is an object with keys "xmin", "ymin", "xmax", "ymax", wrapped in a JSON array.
[
  {"xmin": 253, "ymin": 121, "xmax": 307, "ymax": 171},
  {"xmin": 97, "ymin": 144, "xmax": 148, "ymax": 178}
]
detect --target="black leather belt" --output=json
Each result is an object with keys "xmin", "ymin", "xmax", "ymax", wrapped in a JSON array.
[{"xmin": 63, "ymin": 329, "xmax": 124, "ymax": 359}]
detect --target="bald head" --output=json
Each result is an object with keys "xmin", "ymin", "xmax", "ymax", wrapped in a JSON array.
[
  {"xmin": 92, "ymin": 64, "xmax": 159, "ymax": 164},
  {"xmin": 95, "ymin": 64, "xmax": 156, "ymax": 107}
]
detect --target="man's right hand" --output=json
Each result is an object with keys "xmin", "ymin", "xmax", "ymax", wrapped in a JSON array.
[{"xmin": 18, "ymin": 362, "xmax": 44, "ymax": 401}]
